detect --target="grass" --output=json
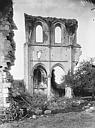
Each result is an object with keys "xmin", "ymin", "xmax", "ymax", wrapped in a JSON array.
[
  {"xmin": 2, "ymin": 111, "xmax": 95, "ymax": 128},
  {"xmin": 4, "ymin": 84, "xmax": 95, "ymax": 128},
  {"xmin": 1, "ymin": 96, "xmax": 95, "ymax": 128}
]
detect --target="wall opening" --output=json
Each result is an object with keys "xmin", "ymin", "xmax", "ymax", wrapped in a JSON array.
[
  {"xmin": 51, "ymin": 65, "xmax": 65, "ymax": 96},
  {"xmin": 55, "ymin": 26, "xmax": 61, "ymax": 43},
  {"xmin": 33, "ymin": 65, "xmax": 47, "ymax": 94},
  {"xmin": 36, "ymin": 25, "xmax": 43, "ymax": 42}
]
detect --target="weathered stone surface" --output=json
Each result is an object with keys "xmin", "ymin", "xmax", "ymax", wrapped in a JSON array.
[
  {"xmin": 24, "ymin": 14, "xmax": 81, "ymax": 97},
  {"xmin": 44, "ymin": 110, "xmax": 51, "ymax": 114},
  {"xmin": 0, "ymin": 0, "xmax": 16, "ymax": 68},
  {"xmin": 2, "ymin": 88, "xmax": 9, "ymax": 94},
  {"xmin": 32, "ymin": 115, "xmax": 36, "ymax": 119},
  {"xmin": 85, "ymin": 106, "xmax": 95, "ymax": 113},
  {"xmin": 65, "ymin": 86, "xmax": 73, "ymax": 98},
  {"xmin": 0, "ymin": 0, "xmax": 16, "ymax": 109},
  {"xmin": 35, "ymin": 109, "xmax": 43, "ymax": 115},
  {"xmin": 0, "ymin": 98, "xmax": 4, "ymax": 107}
]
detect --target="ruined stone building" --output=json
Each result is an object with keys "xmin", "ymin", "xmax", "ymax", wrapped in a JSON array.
[
  {"xmin": 24, "ymin": 14, "xmax": 81, "ymax": 97},
  {"xmin": 0, "ymin": 0, "xmax": 16, "ymax": 108}
]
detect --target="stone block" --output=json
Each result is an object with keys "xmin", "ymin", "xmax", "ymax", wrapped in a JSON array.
[
  {"xmin": 65, "ymin": 86, "xmax": 73, "ymax": 98},
  {"xmin": 0, "ymin": 104, "xmax": 4, "ymax": 107},
  {"xmin": 3, "ymin": 93, "xmax": 8, "ymax": 98},
  {"xmin": 32, "ymin": 115, "xmax": 36, "ymax": 119},
  {"xmin": 44, "ymin": 110, "xmax": 51, "ymax": 114},
  {"xmin": 0, "ymin": 98, "xmax": 4, "ymax": 106},
  {"xmin": 0, "ymin": 83, "xmax": 11, "ymax": 89},
  {"xmin": 4, "ymin": 103, "xmax": 10, "ymax": 108},
  {"xmin": 0, "ymin": 94, "xmax": 3, "ymax": 97},
  {"xmin": 3, "ymin": 97, "xmax": 10, "ymax": 107},
  {"xmin": 0, "ymin": 95, "xmax": 3, "ymax": 99},
  {"xmin": 2, "ymin": 88, "xmax": 9, "ymax": 94},
  {"xmin": 3, "ymin": 83, "xmax": 11, "ymax": 88},
  {"xmin": 0, "ymin": 89, "xmax": 2, "ymax": 93},
  {"xmin": 0, "ymin": 83, "xmax": 3, "ymax": 88},
  {"xmin": 35, "ymin": 109, "xmax": 43, "ymax": 115},
  {"xmin": 0, "ymin": 79, "xmax": 2, "ymax": 83}
]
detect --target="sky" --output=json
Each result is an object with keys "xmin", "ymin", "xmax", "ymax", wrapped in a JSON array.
[{"xmin": 11, "ymin": 0, "xmax": 95, "ymax": 79}]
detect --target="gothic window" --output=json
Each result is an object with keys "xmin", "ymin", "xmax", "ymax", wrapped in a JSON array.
[
  {"xmin": 55, "ymin": 26, "xmax": 61, "ymax": 43},
  {"xmin": 36, "ymin": 25, "xmax": 43, "ymax": 42}
]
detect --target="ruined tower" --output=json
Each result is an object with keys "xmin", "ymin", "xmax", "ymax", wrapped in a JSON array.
[{"xmin": 24, "ymin": 14, "xmax": 81, "ymax": 97}]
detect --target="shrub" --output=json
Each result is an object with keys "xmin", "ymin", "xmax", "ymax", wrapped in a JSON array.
[{"xmin": 64, "ymin": 58, "xmax": 95, "ymax": 98}]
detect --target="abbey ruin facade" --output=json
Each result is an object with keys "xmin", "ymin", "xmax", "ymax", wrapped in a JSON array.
[{"xmin": 24, "ymin": 14, "xmax": 81, "ymax": 97}]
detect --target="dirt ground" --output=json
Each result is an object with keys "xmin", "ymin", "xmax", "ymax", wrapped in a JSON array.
[{"xmin": 0, "ymin": 111, "xmax": 95, "ymax": 128}]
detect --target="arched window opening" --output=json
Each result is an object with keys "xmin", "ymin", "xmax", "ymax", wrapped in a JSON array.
[
  {"xmin": 36, "ymin": 25, "xmax": 43, "ymax": 42},
  {"xmin": 55, "ymin": 26, "xmax": 61, "ymax": 43}
]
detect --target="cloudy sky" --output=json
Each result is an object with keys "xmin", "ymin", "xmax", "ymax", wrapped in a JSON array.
[{"xmin": 11, "ymin": 0, "xmax": 95, "ymax": 79}]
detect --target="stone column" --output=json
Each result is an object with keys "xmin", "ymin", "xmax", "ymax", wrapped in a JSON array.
[
  {"xmin": 28, "ymin": 74, "xmax": 33, "ymax": 96},
  {"xmin": 65, "ymin": 85, "xmax": 73, "ymax": 98},
  {"xmin": 69, "ymin": 35, "xmax": 73, "ymax": 73},
  {"xmin": 24, "ymin": 43, "xmax": 29, "ymax": 90},
  {"xmin": 47, "ymin": 74, "xmax": 51, "ymax": 100}
]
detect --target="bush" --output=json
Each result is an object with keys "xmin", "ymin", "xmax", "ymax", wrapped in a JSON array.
[
  {"xmin": 11, "ymin": 80, "xmax": 25, "ymax": 96},
  {"xmin": 45, "ymin": 96, "xmax": 74, "ymax": 111},
  {"xmin": 64, "ymin": 58, "xmax": 95, "ymax": 98},
  {"xmin": 30, "ymin": 94, "xmax": 47, "ymax": 110}
]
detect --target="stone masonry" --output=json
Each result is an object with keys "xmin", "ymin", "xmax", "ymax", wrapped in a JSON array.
[
  {"xmin": 0, "ymin": 0, "xmax": 17, "ymax": 109},
  {"xmin": 24, "ymin": 14, "xmax": 81, "ymax": 98}
]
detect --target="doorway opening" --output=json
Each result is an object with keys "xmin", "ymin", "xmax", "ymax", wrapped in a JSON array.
[
  {"xmin": 33, "ymin": 65, "xmax": 47, "ymax": 94},
  {"xmin": 51, "ymin": 65, "xmax": 65, "ymax": 97}
]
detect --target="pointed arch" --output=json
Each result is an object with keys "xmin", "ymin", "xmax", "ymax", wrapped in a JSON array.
[
  {"xmin": 36, "ymin": 25, "xmax": 43, "ymax": 42},
  {"xmin": 55, "ymin": 26, "xmax": 61, "ymax": 43},
  {"xmin": 33, "ymin": 64, "xmax": 47, "ymax": 89}
]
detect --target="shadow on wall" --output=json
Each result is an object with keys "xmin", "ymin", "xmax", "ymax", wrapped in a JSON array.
[
  {"xmin": 33, "ymin": 65, "xmax": 48, "ymax": 95},
  {"xmin": 0, "ymin": 0, "xmax": 12, "ymax": 15}
]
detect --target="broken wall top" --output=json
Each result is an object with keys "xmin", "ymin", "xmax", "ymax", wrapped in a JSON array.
[
  {"xmin": 0, "ymin": 0, "xmax": 17, "ymax": 69},
  {"xmin": 25, "ymin": 13, "xmax": 78, "ymax": 36},
  {"xmin": 0, "ymin": 0, "xmax": 17, "ymax": 30}
]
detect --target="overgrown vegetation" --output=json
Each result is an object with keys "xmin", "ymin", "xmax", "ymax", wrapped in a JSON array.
[
  {"xmin": 65, "ymin": 58, "xmax": 95, "ymax": 98},
  {"xmin": 2, "ymin": 58, "xmax": 95, "ymax": 122},
  {"xmin": 84, "ymin": 0, "xmax": 95, "ymax": 4}
]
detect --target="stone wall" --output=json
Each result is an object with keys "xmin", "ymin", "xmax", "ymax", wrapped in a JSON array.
[
  {"xmin": 0, "ymin": 0, "xmax": 16, "ymax": 109},
  {"xmin": 24, "ymin": 14, "xmax": 81, "ymax": 97}
]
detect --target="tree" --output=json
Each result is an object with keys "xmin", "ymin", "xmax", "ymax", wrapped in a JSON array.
[{"xmin": 64, "ymin": 58, "xmax": 95, "ymax": 98}]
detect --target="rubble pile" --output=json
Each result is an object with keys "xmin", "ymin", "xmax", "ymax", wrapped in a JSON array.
[
  {"xmin": 1, "ymin": 86, "xmax": 47, "ymax": 122},
  {"xmin": 1, "ymin": 88, "xmax": 94, "ymax": 123}
]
